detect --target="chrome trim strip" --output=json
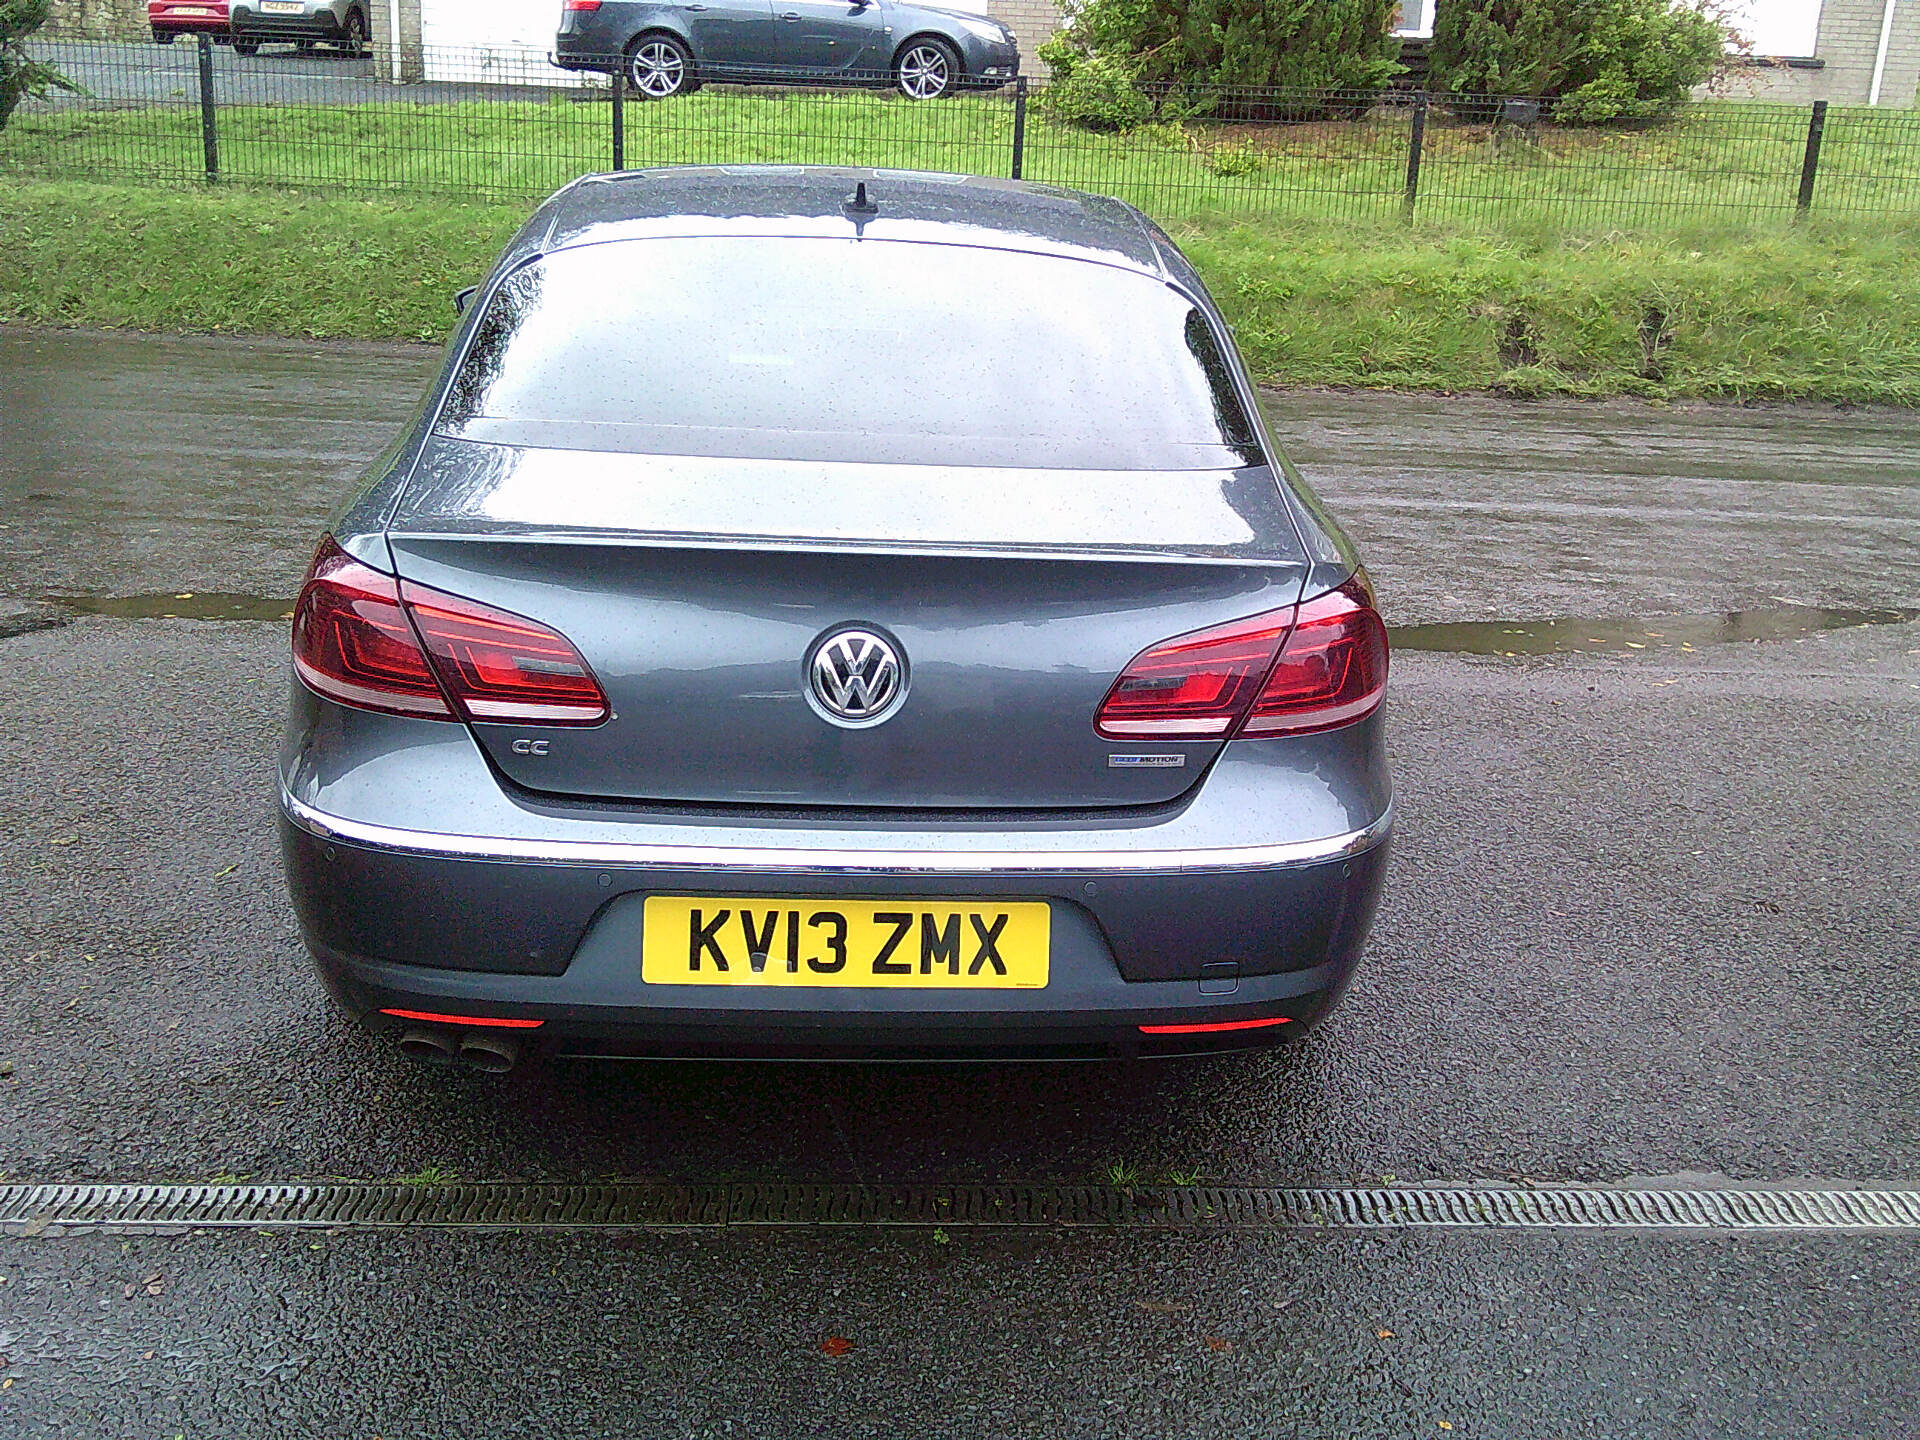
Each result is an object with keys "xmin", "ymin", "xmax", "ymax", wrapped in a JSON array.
[{"xmin": 280, "ymin": 791, "xmax": 1391, "ymax": 875}]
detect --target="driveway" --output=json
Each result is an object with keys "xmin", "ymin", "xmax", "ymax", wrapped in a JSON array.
[
  {"xmin": 32, "ymin": 38, "xmax": 583, "ymax": 108},
  {"xmin": 1, "ymin": 326, "xmax": 1917, "ymax": 1437}
]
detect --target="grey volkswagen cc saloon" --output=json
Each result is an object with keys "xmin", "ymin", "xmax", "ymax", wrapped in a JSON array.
[
  {"xmin": 552, "ymin": 0, "xmax": 1019, "ymax": 100},
  {"xmin": 279, "ymin": 167, "xmax": 1392, "ymax": 1070}
]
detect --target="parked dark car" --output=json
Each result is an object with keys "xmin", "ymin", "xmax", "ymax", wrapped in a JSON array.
[
  {"xmin": 279, "ymin": 167, "xmax": 1392, "ymax": 1070},
  {"xmin": 229, "ymin": 0, "xmax": 373, "ymax": 56},
  {"xmin": 552, "ymin": 0, "xmax": 1019, "ymax": 99}
]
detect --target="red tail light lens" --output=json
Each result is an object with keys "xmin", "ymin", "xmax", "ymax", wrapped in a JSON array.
[
  {"xmin": 1094, "ymin": 574, "xmax": 1387, "ymax": 742},
  {"xmin": 563, "ymin": 0, "xmax": 602, "ymax": 10},
  {"xmin": 1094, "ymin": 609, "xmax": 1292, "ymax": 739},
  {"xmin": 291, "ymin": 536, "xmax": 609, "ymax": 726},
  {"xmin": 403, "ymin": 584, "xmax": 609, "ymax": 726},
  {"xmin": 1241, "ymin": 575, "xmax": 1389, "ymax": 737},
  {"xmin": 292, "ymin": 539, "xmax": 453, "ymax": 718}
]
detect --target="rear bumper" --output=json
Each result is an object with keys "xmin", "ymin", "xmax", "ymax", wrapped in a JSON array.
[
  {"xmin": 279, "ymin": 696, "xmax": 1392, "ymax": 1058},
  {"xmin": 150, "ymin": 14, "xmax": 232, "ymax": 33},
  {"xmin": 280, "ymin": 793, "xmax": 1389, "ymax": 1059},
  {"xmin": 231, "ymin": 9, "xmax": 346, "ymax": 39}
]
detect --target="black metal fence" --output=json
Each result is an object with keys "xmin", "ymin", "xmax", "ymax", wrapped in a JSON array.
[{"xmin": 9, "ymin": 34, "xmax": 1920, "ymax": 228}]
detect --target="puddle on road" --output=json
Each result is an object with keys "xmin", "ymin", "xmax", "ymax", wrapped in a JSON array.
[
  {"xmin": 1392, "ymin": 605, "xmax": 1918, "ymax": 655},
  {"xmin": 48, "ymin": 592, "xmax": 296, "ymax": 621}
]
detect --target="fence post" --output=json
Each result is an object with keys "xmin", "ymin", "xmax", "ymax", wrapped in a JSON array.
[
  {"xmin": 1796, "ymin": 99, "xmax": 1827, "ymax": 214},
  {"xmin": 611, "ymin": 63, "xmax": 625, "ymax": 172},
  {"xmin": 196, "ymin": 33, "xmax": 219, "ymax": 183},
  {"xmin": 1402, "ymin": 91, "xmax": 1427, "ymax": 221},
  {"xmin": 1011, "ymin": 76, "xmax": 1027, "ymax": 180}
]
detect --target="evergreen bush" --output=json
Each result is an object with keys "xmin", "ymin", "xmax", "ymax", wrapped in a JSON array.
[
  {"xmin": 1038, "ymin": 0, "xmax": 1402, "ymax": 129},
  {"xmin": 1, "ymin": 0, "xmax": 80, "ymax": 131},
  {"xmin": 1428, "ymin": 0, "xmax": 1728, "ymax": 123}
]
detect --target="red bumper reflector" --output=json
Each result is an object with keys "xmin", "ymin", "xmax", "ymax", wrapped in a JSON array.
[
  {"xmin": 1138, "ymin": 1016, "xmax": 1292, "ymax": 1035},
  {"xmin": 380, "ymin": 1008, "xmax": 544, "ymax": 1029}
]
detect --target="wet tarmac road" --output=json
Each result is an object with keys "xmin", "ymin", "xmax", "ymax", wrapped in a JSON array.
[
  {"xmin": 32, "ymin": 39, "xmax": 582, "ymax": 109},
  {"xmin": 2, "ymin": 326, "xmax": 1918, "ymax": 1435},
  {"xmin": 6, "ymin": 326, "xmax": 1920, "ymax": 621}
]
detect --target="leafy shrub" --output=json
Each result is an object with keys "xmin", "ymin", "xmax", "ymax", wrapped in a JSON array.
[
  {"xmin": 1038, "ymin": 0, "xmax": 1402, "ymax": 130},
  {"xmin": 1205, "ymin": 140, "xmax": 1266, "ymax": 177},
  {"xmin": 1429, "ymin": 0, "xmax": 1728, "ymax": 123},
  {"xmin": 1, "ymin": 0, "xmax": 80, "ymax": 131},
  {"xmin": 1036, "ymin": 46, "xmax": 1155, "ymax": 131}
]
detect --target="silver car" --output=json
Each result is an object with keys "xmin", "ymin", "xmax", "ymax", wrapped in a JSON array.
[
  {"xmin": 278, "ymin": 167, "xmax": 1393, "ymax": 1070},
  {"xmin": 229, "ymin": 0, "xmax": 370, "ymax": 55}
]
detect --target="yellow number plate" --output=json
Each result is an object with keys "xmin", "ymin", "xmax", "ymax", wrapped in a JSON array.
[{"xmin": 642, "ymin": 897, "xmax": 1049, "ymax": 989}]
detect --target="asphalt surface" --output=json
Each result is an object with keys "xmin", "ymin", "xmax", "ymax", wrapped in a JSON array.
[
  {"xmin": 2, "ymin": 326, "xmax": 1918, "ymax": 1434},
  {"xmin": 32, "ymin": 38, "xmax": 584, "ymax": 108}
]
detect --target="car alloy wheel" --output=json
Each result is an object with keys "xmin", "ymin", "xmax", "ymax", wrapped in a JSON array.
[
  {"xmin": 895, "ymin": 41, "xmax": 956, "ymax": 100},
  {"xmin": 629, "ymin": 37, "xmax": 692, "ymax": 99}
]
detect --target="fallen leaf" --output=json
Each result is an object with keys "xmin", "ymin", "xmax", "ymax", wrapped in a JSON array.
[
  {"xmin": 1377, "ymin": 1329, "xmax": 1396, "ymax": 1340},
  {"xmin": 1624, "ymin": 642, "xmax": 1645, "ymax": 650},
  {"xmin": 49, "ymin": 835, "xmax": 77, "ymax": 846},
  {"xmin": 212, "ymin": 864, "xmax": 237, "ymax": 878},
  {"xmin": 174, "ymin": 593, "xmax": 195, "ymax": 600},
  {"xmin": 1439, "ymin": 1423, "xmax": 1453, "ymax": 1432},
  {"xmin": 1134, "ymin": 1300, "xmax": 1189, "ymax": 1314},
  {"xmin": 820, "ymin": 1335, "xmax": 854, "ymax": 1357},
  {"xmin": 123, "ymin": 1283, "xmax": 136, "ymax": 1299},
  {"xmin": 2, "ymin": 1377, "xmax": 11, "ymax": 1390},
  {"xmin": 1203, "ymin": 1336, "xmax": 1233, "ymax": 1353}
]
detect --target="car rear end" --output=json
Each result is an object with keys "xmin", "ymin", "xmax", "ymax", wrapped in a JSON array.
[
  {"xmin": 230, "ymin": 0, "xmax": 358, "ymax": 48},
  {"xmin": 277, "ymin": 170, "xmax": 1392, "ymax": 1065},
  {"xmin": 149, "ymin": 0, "xmax": 231, "ymax": 41},
  {"xmin": 552, "ymin": 0, "xmax": 631, "ymax": 74}
]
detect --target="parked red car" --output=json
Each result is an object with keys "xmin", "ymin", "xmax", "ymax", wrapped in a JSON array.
[{"xmin": 149, "ymin": 0, "xmax": 238, "ymax": 47}]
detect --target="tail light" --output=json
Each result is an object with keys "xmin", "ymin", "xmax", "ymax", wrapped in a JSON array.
[
  {"xmin": 406, "ymin": 587, "xmax": 608, "ymax": 725},
  {"xmin": 1094, "ymin": 574, "xmax": 1387, "ymax": 741},
  {"xmin": 292, "ymin": 539, "xmax": 453, "ymax": 718},
  {"xmin": 1093, "ymin": 610, "xmax": 1292, "ymax": 738},
  {"xmin": 291, "ymin": 537, "xmax": 609, "ymax": 726},
  {"xmin": 1240, "ymin": 575, "xmax": 1388, "ymax": 737},
  {"xmin": 563, "ymin": 0, "xmax": 602, "ymax": 9}
]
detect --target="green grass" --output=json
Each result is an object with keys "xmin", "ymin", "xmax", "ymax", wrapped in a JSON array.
[
  {"xmin": 3, "ymin": 176, "xmax": 1918, "ymax": 403},
  {"xmin": 7, "ymin": 88, "xmax": 1920, "ymax": 227}
]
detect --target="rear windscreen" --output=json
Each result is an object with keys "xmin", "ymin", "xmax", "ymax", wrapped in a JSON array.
[{"xmin": 437, "ymin": 237, "xmax": 1264, "ymax": 471}]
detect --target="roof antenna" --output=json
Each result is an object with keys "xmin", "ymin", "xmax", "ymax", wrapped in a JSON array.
[{"xmin": 843, "ymin": 181, "xmax": 879, "ymax": 235}]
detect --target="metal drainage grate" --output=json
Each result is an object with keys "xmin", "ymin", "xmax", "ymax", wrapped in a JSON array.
[{"xmin": 3, "ymin": 1183, "xmax": 1920, "ymax": 1234}]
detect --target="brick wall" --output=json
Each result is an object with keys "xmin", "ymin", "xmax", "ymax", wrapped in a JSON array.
[
  {"xmin": 989, "ymin": 0, "xmax": 1065, "ymax": 78},
  {"xmin": 370, "ymin": 0, "xmax": 425, "ymax": 82},
  {"xmin": 46, "ymin": 0, "xmax": 144, "ymax": 39},
  {"xmin": 1733, "ymin": 0, "xmax": 1920, "ymax": 105}
]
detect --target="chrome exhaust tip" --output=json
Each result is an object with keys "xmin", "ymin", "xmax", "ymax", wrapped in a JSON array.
[
  {"xmin": 457, "ymin": 1031, "xmax": 522, "ymax": 1074},
  {"xmin": 397, "ymin": 1026, "xmax": 460, "ymax": 1064}
]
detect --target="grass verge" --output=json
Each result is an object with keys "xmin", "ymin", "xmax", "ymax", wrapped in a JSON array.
[{"xmin": 3, "ymin": 177, "xmax": 1917, "ymax": 403}]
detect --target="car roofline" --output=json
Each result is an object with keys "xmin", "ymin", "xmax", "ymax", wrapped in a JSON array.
[{"xmin": 521, "ymin": 166, "xmax": 1171, "ymax": 283}]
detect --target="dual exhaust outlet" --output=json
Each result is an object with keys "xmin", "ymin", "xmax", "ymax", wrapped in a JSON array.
[{"xmin": 397, "ymin": 1025, "xmax": 523, "ymax": 1074}]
